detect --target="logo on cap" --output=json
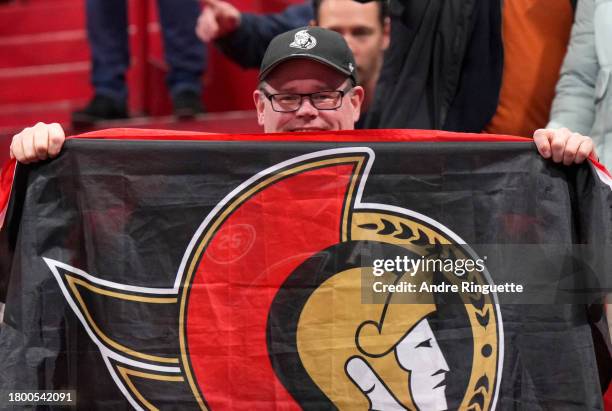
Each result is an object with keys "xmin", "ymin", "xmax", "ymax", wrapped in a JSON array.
[{"xmin": 289, "ymin": 29, "xmax": 317, "ymax": 50}]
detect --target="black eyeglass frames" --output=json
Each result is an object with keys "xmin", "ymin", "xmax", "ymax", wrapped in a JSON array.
[{"xmin": 260, "ymin": 83, "xmax": 354, "ymax": 113}]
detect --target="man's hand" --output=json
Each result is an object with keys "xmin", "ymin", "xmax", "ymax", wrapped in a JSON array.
[
  {"xmin": 10, "ymin": 122, "xmax": 65, "ymax": 164},
  {"xmin": 533, "ymin": 128, "xmax": 595, "ymax": 165},
  {"xmin": 196, "ymin": 0, "xmax": 242, "ymax": 42}
]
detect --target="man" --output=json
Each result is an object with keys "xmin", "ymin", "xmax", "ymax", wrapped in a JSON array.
[
  {"xmin": 312, "ymin": 0, "xmax": 389, "ymax": 117},
  {"xmin": 9, "ymin": 27, "xmax": 594, "ymax": 165},
  {"xmin": 197, "ymin": 0, "xmax": 389, "ymax": 121},
  {"xmin": 254, "ymin": 27, "xmax": 363, "ymax": 133}
]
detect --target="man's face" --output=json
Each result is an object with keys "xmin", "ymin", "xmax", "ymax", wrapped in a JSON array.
[
  {"xmin": 253, "ymin": 59, "xmax": 364, "ymax": 133},
  {"xmin": 316, "ymin": 0, "xmax": 389, "ymax": 86}
]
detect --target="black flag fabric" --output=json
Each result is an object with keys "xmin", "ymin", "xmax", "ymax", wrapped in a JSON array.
[{"xmin": 0, "ymin": 129, "xmax": 610, "ymax": 410}]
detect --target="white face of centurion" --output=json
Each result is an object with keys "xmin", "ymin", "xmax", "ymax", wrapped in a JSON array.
[{"xmin": 395, "ymin": 318, "xmax": 450, "ymax": 411}]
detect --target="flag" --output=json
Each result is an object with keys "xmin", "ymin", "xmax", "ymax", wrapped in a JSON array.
[{"xmin": 0, "ymin": 129, "xmax": 610, "ymax": 410}]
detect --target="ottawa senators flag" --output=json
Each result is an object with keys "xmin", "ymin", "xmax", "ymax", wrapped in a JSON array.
[{"xmin": 0, "ymin": 129, "xmax": 610, "ymax": 410}]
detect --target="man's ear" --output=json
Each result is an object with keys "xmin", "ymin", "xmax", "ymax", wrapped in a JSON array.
[
  {"xmin": 309, "ymin": 19, "xmax": 317, "ymax": 27},
  {"xmin": 253, "ymin": 90, "xmax": 266, "ymax": 127},
  {"xmin": 382, "ymin": 17, "xmax": 391, "ymax": 50},
  {"xmin": 350, "ymin": 85, "xmax": 365, "ymax": 122}
]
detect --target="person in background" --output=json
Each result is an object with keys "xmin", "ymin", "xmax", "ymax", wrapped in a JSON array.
[
  {"xmin": 197, "ymin": 0, "xmax": 311, "ymax": 68},
  {"xmin": 312, "ymin": 0, "xmax": 389, "ymax": 123},
  {"xmin": 545, "ymin": 0, "xmax": 611, "ymax": 168},
  {"xmin": 361, "ymin": 0, "xmax": 576, "ymax": 139},
  {"xmin": 535, "ymin": 0, "xmax": 612, "ymax": 394},
  {"xmin": 483, "ymin": 0, "xmax": 576, "ymax": 138},
  {"xmin": 72, "ymin": 0, "xmax": 206, "ymax": 127},
  {"xmin": 541, "ymin": 0, "xmax": 612, "ymax": 390},
  {"xmin": 196, "ymin": 0, "xmax": 389, "ymax": 126}
]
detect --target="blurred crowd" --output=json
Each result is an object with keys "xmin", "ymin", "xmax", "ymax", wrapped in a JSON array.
[{"xmin": 64, "ymin": 0, "xmax": 610, "ymax": 167}]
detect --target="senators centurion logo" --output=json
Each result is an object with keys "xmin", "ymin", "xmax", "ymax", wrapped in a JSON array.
[
  {"xmin": 289, "ymin": 29, "xmax": 317, "ymax": 50},
  {"xmin": 44, "ymin": 148, "xmax": 504, "ymax": 410}
]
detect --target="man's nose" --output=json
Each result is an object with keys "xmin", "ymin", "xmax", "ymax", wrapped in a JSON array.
[{"xmin": 295, "ymin": 97, "xmax": 319, "ymax": 118}]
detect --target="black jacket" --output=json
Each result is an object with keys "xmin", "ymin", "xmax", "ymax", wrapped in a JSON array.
[{"xmin": 365, "ymin": 0, "xmax": 504, "ymax": 132}]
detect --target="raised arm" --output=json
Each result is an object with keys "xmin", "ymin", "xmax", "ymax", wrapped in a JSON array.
[{"xmin": 211, "ymin": 2, "xmax": 313, "ymax": 69}]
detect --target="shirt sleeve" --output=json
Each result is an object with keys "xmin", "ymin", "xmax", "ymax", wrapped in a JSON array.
[{"xmin": 547, "ymin": 0, "xmax": 599, "ymax": 134}]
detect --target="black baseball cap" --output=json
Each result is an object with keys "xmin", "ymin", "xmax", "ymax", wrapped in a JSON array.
[{"xmin": 259, "ymin": 27, "xmax": 358, "ymax": 85}]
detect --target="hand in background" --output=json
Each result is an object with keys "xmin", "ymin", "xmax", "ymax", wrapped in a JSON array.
[{"xmin": 197, "ymin": 0, "xmax": 242, "ymax": 42}]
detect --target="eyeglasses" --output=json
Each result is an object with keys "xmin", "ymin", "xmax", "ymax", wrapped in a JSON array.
[{"xmin": 260, "ymin": 83, "xmax": 354, "ymax": 113}]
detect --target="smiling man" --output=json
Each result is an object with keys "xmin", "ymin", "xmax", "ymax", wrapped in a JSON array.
[{"xmin": 253, "ymin": 27, "xmax": 364, "ymax": 133}]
